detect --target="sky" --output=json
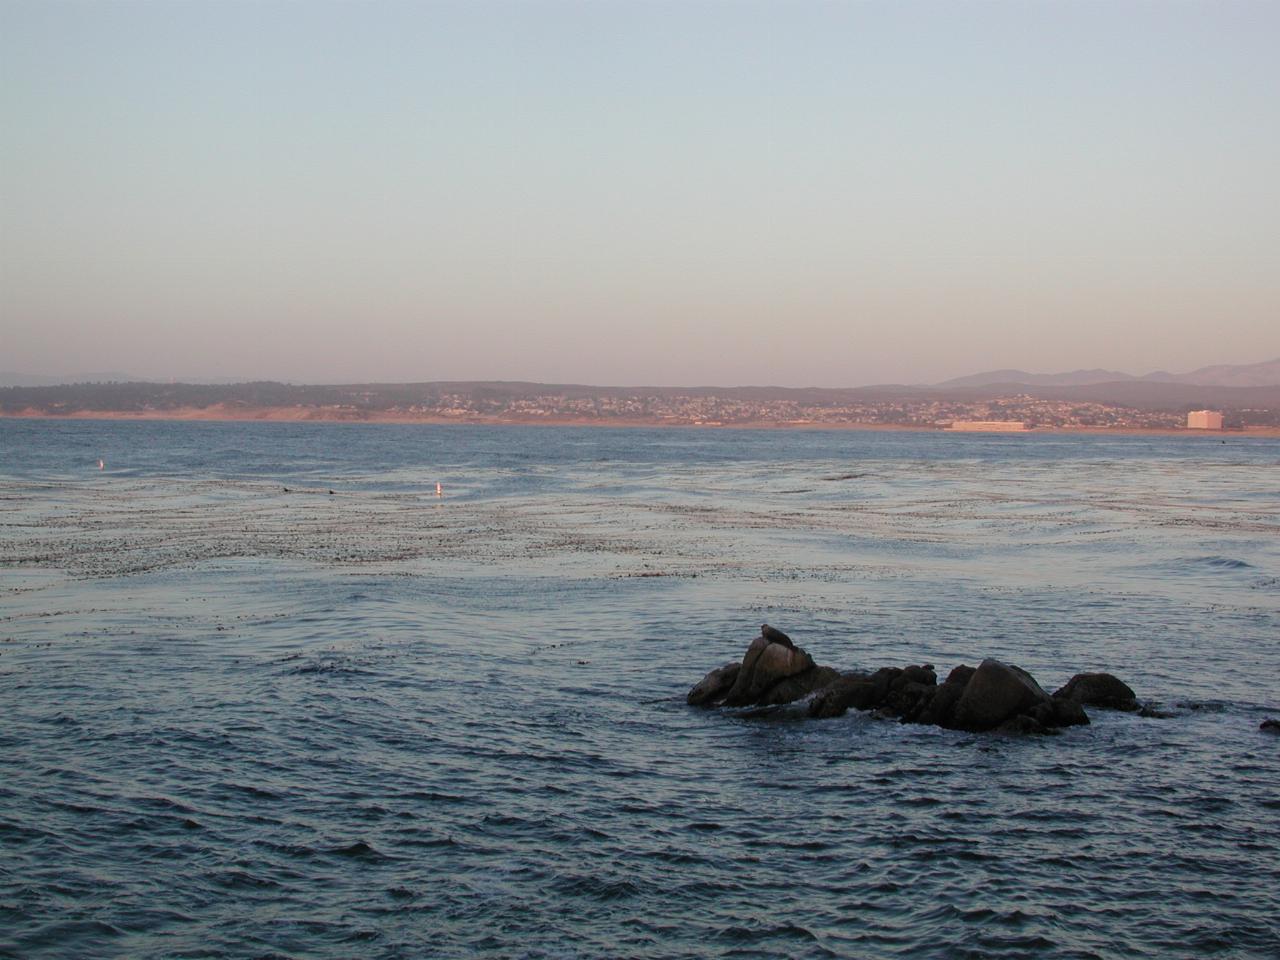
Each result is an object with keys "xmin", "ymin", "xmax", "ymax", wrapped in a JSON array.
[{"xmin": 2, "ymin": 0, "xmax": 1277, "ymax": 387}]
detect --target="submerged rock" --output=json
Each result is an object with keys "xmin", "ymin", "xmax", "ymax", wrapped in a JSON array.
[
  {"xmin": 1053, "ymin": 673, "xmax": 1139, "ymax": 712},
  {"xmin": 1261, "ymin": 718, "xmax": 1280, "ymax": 733},
  {"xmin": 996, "ymin": 714, "xmax": 1052, "ymax": 736},
  {"xmin": 1028, "ymin": 697, "xmax": 1090, "ymax": 729}
]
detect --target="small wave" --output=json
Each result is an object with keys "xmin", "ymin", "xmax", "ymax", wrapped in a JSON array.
[
  {"xmin": 684, "ymin": 821, "xmax": 724, "ymax": 833},
  {"xmin": 552, "ymin": 873, "xmax": 642, "ymax": 901},
  {"xmin": 394, "ymin": 789, "xmax": 473, "ymax": 805},
  {"xmin": 1186, "ymin": 555, "xmax": 1254, "ymax": 570},
  {"xmin": 1173, "ymin": 700, "xmax": 1231, "ymax": 713},
  {"xmin": 222, "ymin": 782, "xmax": 282, "ymax": 801},
  {"xmin": 211, "ymin": 869, "xmax": 282, "ymax": 890},
  {"xmin": 717, "ymin": 922, "xmax": 819, "ymax": 944},
  {"xmin": 329, "ymin": 840, "xmax": 395, "ymax": 862},
  {"xmin": 286, "ymin": 659, "xmax": 374, "ymax": 676},
  {"xmin": 16, "ymin": 919, "xmax": 125, "ymax": 949},
  {"xmin": 0, "ymin": 820, "xmax": 48, "ymax": 841},
  {"xmin": 133, "ymin": 795, "xmax": 197, "ymax": 814}
]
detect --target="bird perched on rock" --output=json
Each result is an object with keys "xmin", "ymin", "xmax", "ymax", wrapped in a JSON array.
[{"xmin": 761, "ymin": 623, "xmax": 795, "ymax": 649}]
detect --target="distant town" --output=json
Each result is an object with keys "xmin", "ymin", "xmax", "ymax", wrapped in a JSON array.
[{"xmin": 3, "ymin": 377, "xmax": 1279, "ymax": 431}]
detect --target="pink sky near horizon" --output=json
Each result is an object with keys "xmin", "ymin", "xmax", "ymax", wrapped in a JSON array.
[{"xmin": 2, "ymin": 2, "xmax": 1277, "ymax": 388}]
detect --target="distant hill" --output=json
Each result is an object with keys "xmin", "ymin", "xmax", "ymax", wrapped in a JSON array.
[
  {"xmin": 936, "ymin": 368, "xmax": 1135, "ymax": 388},
  {"xmin": 1163, "ymin": 358, "xmax": 1280, "ymax": 387},
  {"xmin": 937, "ymin": 358, "xmax": 1280, "ymax": 389}
]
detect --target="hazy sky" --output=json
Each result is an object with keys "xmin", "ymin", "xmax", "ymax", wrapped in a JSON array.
[{"xmin": 2, "ymin": 1, "xmax": 1277, "ymax": 386}]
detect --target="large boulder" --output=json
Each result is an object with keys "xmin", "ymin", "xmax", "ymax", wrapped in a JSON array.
[
  {"xmin": 951, "ymin": 659, "xmax": 1051, "ymax": 732},
  {"xmin": 723, "ymin": 635, "xmax": 815, "ymax": 705},
  {"xmin": 1053, "ymin": 673, "xmax": 1138, "ymax": 712},
  {"xmin": 687, "ymin": 661, "xmax": 740, "ymax": 707},
  {"xmin": 685, "ymin": 626, "xmax": 836, "ymax": 709}
]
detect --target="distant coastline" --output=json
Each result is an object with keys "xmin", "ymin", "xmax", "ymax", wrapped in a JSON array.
[
  {"xmin": 5, "ymin": 407, "xmax": 1279, "ymax": 437},
  {"xmin": 5, "ymin": 377, "xmax": 1279, "ymax": 431}
]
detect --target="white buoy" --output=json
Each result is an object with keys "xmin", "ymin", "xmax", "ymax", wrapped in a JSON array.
[
  {"xmin": 436, "ymin": 482, "xmax": 443, "ymax": 498},
  {"xmin": 97, "ymin": 459, "xmax": 104, "ymax": 470}
]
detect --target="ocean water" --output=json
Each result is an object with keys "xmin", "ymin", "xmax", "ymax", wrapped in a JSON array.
[{"xmin": 1, "ymin": 420, "xmax": 1278, "ymax": 959}]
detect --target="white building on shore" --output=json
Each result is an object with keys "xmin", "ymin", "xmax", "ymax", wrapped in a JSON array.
[{"xmin": 1186, "ymin": 410, "xmax": 1224, "ymax": 430}]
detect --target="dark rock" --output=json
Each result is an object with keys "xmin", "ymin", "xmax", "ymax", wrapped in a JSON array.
[
  {"xmin": 900, "ymin": 664, "xmax": 937, "ymax": 687},
  {"xmin": 945, "ymin": 664, "xmax": 976, "ymax": 688},
  {"xmin": 866, "ymin": 667, "xmax": 902, "ymax": 701},
  {"xmin": 1138, "ymin": 704, "xmax": 1175, "ymax": 719},
  {"xmin": 687, "ymin": 661, "xmax": 740, "ymax": 707},
  {"xmin": 916, "ymin": 680, "xmax": 965, "ymax": 727},
  {"xmin": 1053, "ymin": 673, "xmax": 1138, "ymax": 712},
  {"xmin": 952, "ymin": 659, "xmax": 1051, "ymax": 732},
  {"xmin": 996, "ymin": 714, "xmax": 1053, "ymax": 735},
  {"xmin": 761, "ymin": 623, "xmax": 796, "ymax": 649},
  {"xmin": 886, "ymin": 681, "xmax": 937, "ymax": 722},
  {"xmin": 886, "ymin": 665, "xmax": 938, "ymax": 721},
  {"xmin": 808, "ymin": 673, "xmax": 874, "ymax": 718},
  {"xmin": 1261, "ymin": 718, "xmax": 1280, "ymax": 733},
  {"xmin": 759, "ymin": 665, "xmax": 841, "ymax": 706},
  {"xmin": 1028, "ymin": 697, "xmax": 1090, "ymax": 729}
]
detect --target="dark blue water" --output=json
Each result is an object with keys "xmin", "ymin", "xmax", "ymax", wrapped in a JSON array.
[{"xmin": 2, "ymin": 421, "xmax": 1278, "ymax": 958}]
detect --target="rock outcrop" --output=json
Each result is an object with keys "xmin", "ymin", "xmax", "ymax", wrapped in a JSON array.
[
  {"xmin": 688, "ymin": 625, "xmax": 837, "ymax": 709},
  {"xmin": 687, "ymin": 627, "xmax": 1141, "ymax": 735},
  {"xmin": 802, "ymin": 656, "xmax": 1088, "ymax": 733},
  {"xmin": 1053, "ymin": 673, "xmax": 1139, "ymax": 712}
]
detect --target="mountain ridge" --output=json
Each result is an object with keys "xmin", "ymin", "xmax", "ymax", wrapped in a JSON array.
[
  {"xmin": 936, "ymin": 358, "xmax": 1280, "ymax": 389},
  {"xmin": 3, "ymin": 358, "xmax": 1278, "ymax": 391}
]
